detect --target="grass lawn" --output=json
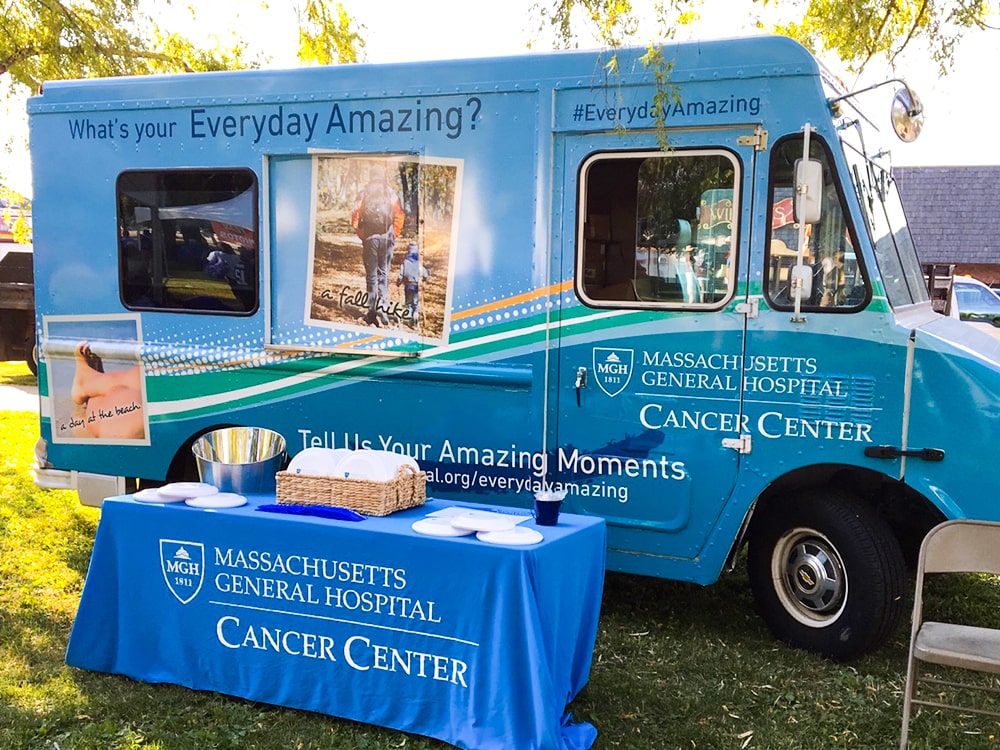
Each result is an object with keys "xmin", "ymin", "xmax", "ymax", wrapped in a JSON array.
[
  {"xmin": 1, "ymin": 361, "xmax": 998, "ymax": 748},
  {"xmin": 0, "ymin": 360, "xmax": 37, "ymax": 387}
]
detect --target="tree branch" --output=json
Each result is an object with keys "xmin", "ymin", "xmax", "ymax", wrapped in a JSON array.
[
  {"xmin": 889, "ymin": 0, "xmax": 929, "ymax": 68},
  {"xmin": 858, "ymin": 0, "xmax": 898, "ymax": 73},
  {"xmin": 0, "ymin": 45, "xmax": 40, "ymax": 76}
]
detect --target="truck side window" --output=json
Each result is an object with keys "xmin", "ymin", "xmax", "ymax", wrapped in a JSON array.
[
  {"xmin": 577, "ymin": 150, "xmax": 738, "ymax": 309},
  {"xmin": 117, "ymin": 169, "xmax": 258, "ymax": 314},
  {"xmin": 764, "ymin": 137, "xmax": 869, "ymax": 311}
]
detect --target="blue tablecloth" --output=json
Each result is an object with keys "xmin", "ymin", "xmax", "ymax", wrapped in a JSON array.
[{"xmin": 66, "ymin": 496, "xmax": 606, "ymax": 750}]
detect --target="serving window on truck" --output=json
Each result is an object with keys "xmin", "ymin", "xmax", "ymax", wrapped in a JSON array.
[
  {"xmin": 117, "ymin": 169, "xmax": 259, "ymax": 315},
  {"xmin": 576, "ymin": 149, "xmax": 739, "ymax": 309},
  {"xmin": 764, "ymin": 136, "xmax": 870, "ymax": 311}
]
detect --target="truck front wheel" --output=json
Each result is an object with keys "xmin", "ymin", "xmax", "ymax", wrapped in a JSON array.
[{"xmin": 747, "ymin": 492, "xmax": 905, "ymax": 660}]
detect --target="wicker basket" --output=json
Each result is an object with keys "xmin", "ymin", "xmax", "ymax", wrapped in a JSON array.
[{"xmin": 275, "ymin": 465, "xmax": 426, "ymax": 516}]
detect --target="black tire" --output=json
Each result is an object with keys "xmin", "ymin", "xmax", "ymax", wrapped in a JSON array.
[
  {"xmin": 25, "ymin": 342, "xmax": 38, "ymax": 377},
  {"xmin": 747, "ymin": 491, "xmax": 906, "ymax": 661},
  {"xmin": 24, "ymin": 324, "xmax": 38, "ymax": 377}
]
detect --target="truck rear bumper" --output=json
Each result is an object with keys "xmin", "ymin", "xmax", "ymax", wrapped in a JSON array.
[
  {"xmin": 31, "ymin": 465, "xmax": 126, "ymax": 507},
  {"xmin": 32, "ymin": 437, "xmax": 126, "ymax": 507}
]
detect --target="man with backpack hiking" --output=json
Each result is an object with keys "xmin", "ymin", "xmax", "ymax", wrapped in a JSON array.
[{"xmin": 352, "ymin": 164, "xmax": 406, "ymax": 326}]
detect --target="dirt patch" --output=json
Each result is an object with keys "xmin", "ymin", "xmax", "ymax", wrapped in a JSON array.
[{"xmin": 309, "ymin": 222, "xmax": 451, "ymax": 338}]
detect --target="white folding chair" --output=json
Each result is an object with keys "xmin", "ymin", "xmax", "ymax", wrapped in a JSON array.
[{"xmin": 900, "ymin": 519, "xmax": 1000, "ymax": 749}]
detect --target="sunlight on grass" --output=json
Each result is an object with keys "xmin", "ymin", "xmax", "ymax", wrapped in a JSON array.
[{"xmin": 0, "ymin": 360, "xmax": 34, "ymax": 386}]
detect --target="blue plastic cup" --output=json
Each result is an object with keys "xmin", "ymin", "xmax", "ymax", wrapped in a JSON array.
[{"xmin": 533, "ymin": 492, "xmax": 564, "ymax": 526}]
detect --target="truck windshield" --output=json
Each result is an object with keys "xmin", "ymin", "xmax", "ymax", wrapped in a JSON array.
[{"xmin": 840, "ymin": 125, "xmax": 928, "ymax": 308}]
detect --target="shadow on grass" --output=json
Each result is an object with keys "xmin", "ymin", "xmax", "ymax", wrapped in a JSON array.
[
  {"xmin": 0, "ymin": 615, "xmax": 454, "ymax": 750},
  {"xmin": 61, "ymin": 513, "xmax": 101, "ymax": 579}
]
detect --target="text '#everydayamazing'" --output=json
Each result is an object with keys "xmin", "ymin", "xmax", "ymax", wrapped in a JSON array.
[{"xmin": 573, "ymin": 95, "xmax": 761, "ymax": 126}]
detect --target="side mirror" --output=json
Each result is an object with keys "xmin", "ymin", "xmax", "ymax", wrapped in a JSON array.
[
  {"xmin": 790, "ymin": 263, "xmax": 813, "ymax": 301},
  {"xmin": 794, "ymin": 158, "xmax": 823, "ymax": 224},
  {"xmin": 891, "ymin": 86, "xmax": 924, "ymax": 142}
]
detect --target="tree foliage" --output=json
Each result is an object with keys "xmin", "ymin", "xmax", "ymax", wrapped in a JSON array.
[
  {"xmin": 0, "ymin": 0, "xmax": 250, "ymax": 94},
  {"xmin": 774, "ymin": 0, "xmax": 994, "ymax": 75},
  {"xmin": 0, "ymin": 183, "xmax": 30, "ymax": 244},
  {"xmin": 0, "ymin": 0, "xmax": 366, "ymax": 96},
  {"xmin": 531, "ymin": 0, "xmax": 996, "ymax": 75},
  {"xmin": 296, "ymin": 0, "xmax": 365, "ymax": 65}
]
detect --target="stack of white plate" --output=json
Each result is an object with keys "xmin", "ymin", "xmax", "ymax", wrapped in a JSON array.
[
  {"xmin": 286, "ymin": 448, "xmax": 352, "ymax": 476},
  {"xmin": 133, "ymin": 482, "xmax": 248, "ymax": 508},
  {"xmin": 286, "ymin": 448, "xmax": 419, "ymax": 481},
  {"xmin": 410, "ymin": 509, "xmax": 543, "ymax": 545}
]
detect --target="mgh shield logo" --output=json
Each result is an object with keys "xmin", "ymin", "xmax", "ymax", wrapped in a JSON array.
[
  {"xmin": 593, "ymin": 348, "xmax": 634, "ymax": 397},
  {"xmin": 159, "ymin": 539, "xmax": 205, "ymax": 604}
]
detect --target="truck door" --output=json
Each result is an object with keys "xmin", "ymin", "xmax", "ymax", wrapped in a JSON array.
[{"xmin": 552, "ymin": 127, "xmax": 761, "ymax": 566}]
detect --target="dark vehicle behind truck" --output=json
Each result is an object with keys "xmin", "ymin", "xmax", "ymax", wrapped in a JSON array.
[{"xmin": 0, "ymin": 241, "xmax": 36, "ymax": 374}]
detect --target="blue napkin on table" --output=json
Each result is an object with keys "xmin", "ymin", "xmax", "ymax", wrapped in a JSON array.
[{"xmin": 256, "ymin": 503, "xmax": 365, "ymax": 522}]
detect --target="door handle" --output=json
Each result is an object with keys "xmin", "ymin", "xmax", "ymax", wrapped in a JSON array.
[{"xmin": 575, "ymin": 367, "xmax": 587, "ymax": 406}]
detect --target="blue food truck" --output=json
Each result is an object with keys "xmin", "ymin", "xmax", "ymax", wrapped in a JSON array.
[{"xmin": 27, "ymin": 35, "xmax": 990, "ymax": 659}]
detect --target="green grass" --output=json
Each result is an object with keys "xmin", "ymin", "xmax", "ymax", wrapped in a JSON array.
[
  {"xmin": 1, "ymin": 361, "xmax": 999, "ymax": 748},
  {"xmin": 0, "ymin": 360, "xmax": 36, "ymax": 386}
]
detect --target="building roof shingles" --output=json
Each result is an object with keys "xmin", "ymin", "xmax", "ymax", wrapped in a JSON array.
[{"xmin": 894, "ymin": 166, "xmax": 1000, "ymax": 266}]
